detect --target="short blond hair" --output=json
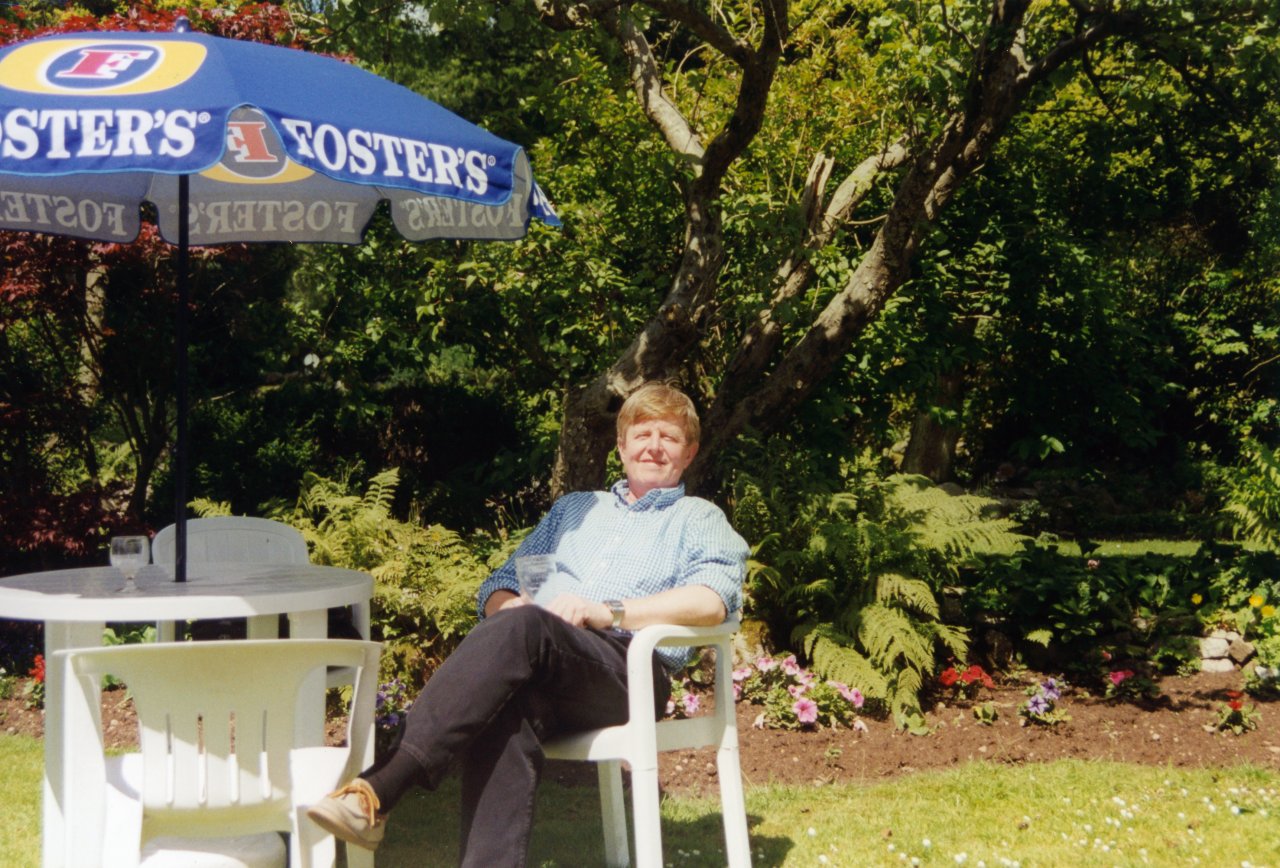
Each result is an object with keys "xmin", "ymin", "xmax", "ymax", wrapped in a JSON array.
[{"xmin": 616, "ymin": 383, "xmax": 701, "ymax": 445}]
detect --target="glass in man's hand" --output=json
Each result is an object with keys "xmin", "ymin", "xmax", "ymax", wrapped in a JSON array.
[
  {"xmin": 110, "ymin": 535, "xmax": 150, "ymax": 594},
  {"xmin": 515, "ymin": 554, "xmax": 556, "ymax": 604}
]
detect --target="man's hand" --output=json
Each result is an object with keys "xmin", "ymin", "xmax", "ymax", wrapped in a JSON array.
[{"xmin": 543, "ymin": 592, "xmax": 612, "ymax": 629}]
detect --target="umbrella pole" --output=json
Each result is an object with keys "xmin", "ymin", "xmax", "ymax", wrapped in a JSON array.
[{"xmin": 173, "ymin": 173, "xmax": 190, "ymax": 582}]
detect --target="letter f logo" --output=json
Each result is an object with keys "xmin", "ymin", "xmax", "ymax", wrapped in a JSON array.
[
  {"xmin": 56, "ymin": 49, "xmax": 155, "ymax": 80},
  {"xmin": 226, "ymin": 121, "xmax": 278, "ymax": 163}
]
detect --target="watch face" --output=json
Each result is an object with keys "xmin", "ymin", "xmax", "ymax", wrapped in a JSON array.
[{"xmin": 606, "ymin": 600, "xmax": 624, "ymax": 626}]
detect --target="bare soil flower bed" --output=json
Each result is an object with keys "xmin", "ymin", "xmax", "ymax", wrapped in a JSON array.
[{"xmin": 4, "ymin": 670, "xmax": 1277, "ymax": 799}]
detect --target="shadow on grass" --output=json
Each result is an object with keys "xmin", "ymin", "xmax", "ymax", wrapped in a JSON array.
[{"xmin": 365, "ymin": 776, "xmax": 792, "ymax": 867}]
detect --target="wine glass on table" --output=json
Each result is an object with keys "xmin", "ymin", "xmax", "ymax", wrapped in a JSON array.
[{"xmin": 110, "ymin": 535, "xmax": 150, "ymax": 594}]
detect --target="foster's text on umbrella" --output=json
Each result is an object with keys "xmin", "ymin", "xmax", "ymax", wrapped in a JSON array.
[{"xmin": 0, "ymin": 107, "xmax": 203, "ymax": 161}]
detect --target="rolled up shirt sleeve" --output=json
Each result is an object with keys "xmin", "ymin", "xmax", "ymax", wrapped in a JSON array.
[
  {"xmin": 475, "ymin": 495, "xmax": 576, "ymax": 619},
  {"xmin": 673, "ymin": 502, "xmax": 747, "ymax": 618}
]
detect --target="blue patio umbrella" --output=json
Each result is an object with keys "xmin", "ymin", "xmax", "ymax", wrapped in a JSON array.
[{"xmin": 0, "ymin": 22, "xmax": 559, "ymax": 579}]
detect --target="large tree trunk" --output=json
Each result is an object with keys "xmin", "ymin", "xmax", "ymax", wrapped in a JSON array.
[
  {"xmin": 901, "ymin": 369, "xmax": 967, "ymax": 483},
  {"xmin": 539, "ymin": 0, "xmax": 1137, "ymax": 493},
  {"xmin": 542, "ymin": 0, "xmax": 787, "ymax": 496}
]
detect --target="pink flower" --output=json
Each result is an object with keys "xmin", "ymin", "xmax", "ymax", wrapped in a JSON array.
[
  {"xmin": 733, "ymin": 683, "xmax": 742, "ymax": 701},
  {"xmin": 787, "ymin": 683, "xmax": 807, "ymax": 698},
  {"xmin": 682, "ymin": 693, "xmax": 701, "ymax": 716},
  {"xmin": 829, "ymin": 681, "xmax": 865, "ymax": 708},
  {"xmin": 781, "ymin": 655, "xmax": 801, "ymax": 676},
  {"xmin": 732, "ymin": 666, "xmax": 752, "ymax": 682},
  {"xmin": 1087, "ymin": 558, "xmax": 1101, "ymax": 570},
  {"xmin": 797, "ymin": 670, "xmax": 816, "ymax": 686},
  {"xmin": 665, "ymin": 698, "xmax": 676, "ymax": 716},
  {"xmin": 793, "ymin": 697, "xmax": 818, "ymax": 724},
  {"xmin": 1109, "ymin": 669, "xmax": 1134, "ymax": 686},
  {"xmin": 755, "ymin": 656, "xmax": 778, "ymax": 673}
]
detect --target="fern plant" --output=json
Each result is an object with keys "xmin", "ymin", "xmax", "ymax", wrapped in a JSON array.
[
  {"xmin": 266, "ymin": 467, "xmax": 487, "ymax": 685},
  {"xmin": 736, "ymin": 466, "xmax": 1005, "ymax": 728},
  {"xmin": 1224, "ymin": 441, "xmax": 1280, "ymax": 551}
]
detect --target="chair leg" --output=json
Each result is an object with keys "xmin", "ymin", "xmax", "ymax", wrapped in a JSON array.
[
  {"xmin": 629, "ymin": 763, "xmax": 664, "ymax": 868},
  {"xmin": 292, "ymin": 812, "xmax": 337, "ymax": 868},
  {"xmin": 597, "ymin": 760, "xmax": 630, "ymax": 868},
  {"xmin": 717, "ymin": 744, "xmax": 752, "ymax": 867},
  {"xmin": 344, "ymin": 842, "xmax": 376, "ymax": 868}
]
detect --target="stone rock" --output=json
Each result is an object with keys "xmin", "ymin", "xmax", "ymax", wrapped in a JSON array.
[
  {"xmin": 1199, "ymin": 636, "xmax": 1231, "ymax": 659},
  {"xmin": 1209, "ymin": 629, "xmax": 1242, "ymax": 643},
  {"xmin": 1201, "ymin": 657, "xmax": 1236, "ymax": 674},
  {"xmin": 1228, "ymin": 637, "xmax": 1256, "ymax": 665}
]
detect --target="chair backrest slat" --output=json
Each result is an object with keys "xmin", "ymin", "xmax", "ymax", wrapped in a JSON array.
[
  {"xmin": 61, "ymin": 638, "xmax": 379, "ymax": 847},
  {"xmin": 152, "ymin": 516, "xmax": 309, "ymax": 567}
]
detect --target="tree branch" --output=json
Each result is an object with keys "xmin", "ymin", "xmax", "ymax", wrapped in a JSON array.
[{"xmin": 597, "ymin": 9, "xmax": 706, "ymax": 163}]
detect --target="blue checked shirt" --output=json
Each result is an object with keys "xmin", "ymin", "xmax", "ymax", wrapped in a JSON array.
[{"xmin": 476, "ymin": 480, "xmax": 747, "ymax": 672}]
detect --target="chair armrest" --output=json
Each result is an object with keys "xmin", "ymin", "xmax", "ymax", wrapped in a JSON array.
[{"xmin": 623, "ymin": 617, "xmax": 740, "ymax": 727}]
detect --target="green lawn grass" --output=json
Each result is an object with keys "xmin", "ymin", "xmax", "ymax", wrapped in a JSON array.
[
  {"xmin": 7, "ymin": 732, "xmax": 1269, "ymax": 865},
  {"xmin": 383, "ymin": 761, "xmax": 1279, "ymax": 867},
  {"xmin": 5, "ymin": 731, "xmax": 1274, "ymax": 867}
]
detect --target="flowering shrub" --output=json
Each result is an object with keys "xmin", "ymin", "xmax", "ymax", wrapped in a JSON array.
[
  {"xmin": 1103, "ymin": 667, "xmax": 1160, "ymax": 701},
  {"xmin": 1210, "ymin": 690, "xmax": 1260, "ymax": 735},
  {"xmin": 1019, "ymin": 678, "xmax": 1069, "ymax": 726},
  {"xmin": 937, "ymin": 663, "xmax": 995, "ymax": 700},
  {"xmin": 23, "ymin": 654, "xmax": 44, "ymax": 710},
  {"xmin": 734, "ymin": 654, "xmax": 866, "ymax": 731},
  {"xmin": 666, "ymin": 676, "xmax": 703, "ymax": 719},
  {"xmin": 374, "ymin": 678, "xmax": 414, "ymax": 756}
]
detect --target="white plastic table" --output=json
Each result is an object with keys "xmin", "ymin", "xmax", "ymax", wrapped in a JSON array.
[{"xmin": 0, "ymin": 563, "xmax": 374, "ymax": 868}]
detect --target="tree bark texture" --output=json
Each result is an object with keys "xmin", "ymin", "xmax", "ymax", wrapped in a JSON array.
[{"xmin": 538, "ymin": 0, "xmax": 1150, "ymax": 494}]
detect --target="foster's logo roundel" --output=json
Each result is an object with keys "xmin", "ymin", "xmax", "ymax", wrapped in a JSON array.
[
  {"xmin": 0, "ymin": 39, "xmax": 207, "ymax": 95},
  {"xmin": 202, "ymin": 107, "xmax": 313, "ymax": 185}
]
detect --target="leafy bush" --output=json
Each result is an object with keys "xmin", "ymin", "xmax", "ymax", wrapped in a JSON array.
[
  {"xmin": 1223, "ymin": 441, "xmax": 1280, "ymax": 550},
  {"xmin": 731, "ymin": 653, "xmax": 866, "ymax": 731},
  {"xmin": 736, "ymin": 465, "xmax": 1013, "ymax": 728},
  {"xmin": 966, "ymin": 539, "xmax": 1280, "ymax": 681},
  {"xmin": 265, "ymin": 467, "xmax": 493, "ymax": 686}
]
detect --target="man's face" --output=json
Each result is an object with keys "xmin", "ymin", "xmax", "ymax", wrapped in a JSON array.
[{"xmin": 617, "ymin": 416, "xmax": 698, "ymax": 496}]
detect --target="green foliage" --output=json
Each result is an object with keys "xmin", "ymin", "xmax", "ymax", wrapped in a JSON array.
[
  {"xmin": 737, "ymin": 466, "xmax": 994, "ymax": 727},
  {"xmin": 734, "ymin": 652, "xmax": 866, "ymax": 731},
  {"xmin": 1224, "ymin": 441, "xmax": 1280, "ymax": 550},
  {"xmin": 267, "ymin": 468, "xmax": 488, "ymax": 685},
  {"xmin": 967, "ymin": 539, "xmax": 1280, "ymax": 681}
]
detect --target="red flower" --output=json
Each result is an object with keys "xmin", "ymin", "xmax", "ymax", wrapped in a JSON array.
[
  {"xmin": 1225, "ymin": 690, "xmax": 1244, "ymax": 700},
  {"xmin": 1229, "ymin": 700, "xmax": 1243, "ymax": 711},
  {"xmin": 939, "ymin": 667, "xmax": 959, "ymax": 687},
  {"xmin": 962, "ymin": 664, "xmax": 995, "ymax": 689},
  {"xmin": 28, "ymin": 654, "xmax": 44, "ymax": 683}
]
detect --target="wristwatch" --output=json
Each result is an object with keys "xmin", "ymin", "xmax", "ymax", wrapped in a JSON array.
[{"xmin": 604, "ymin": 599, "xmax": 625, "ymax": 630}]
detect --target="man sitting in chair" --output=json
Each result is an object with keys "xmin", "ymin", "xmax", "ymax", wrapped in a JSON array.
[{"xmin": 307, "ymin": 382, "xmax": 748, "ymax": 865}]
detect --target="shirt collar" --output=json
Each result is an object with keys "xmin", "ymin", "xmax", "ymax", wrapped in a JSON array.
[{"xmin": 611, "ymin": 479, "xmax": 686, "ymax": 510}]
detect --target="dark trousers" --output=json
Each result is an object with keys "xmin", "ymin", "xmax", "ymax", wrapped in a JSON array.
[{"xmin": 380, "ymin": 605, "xmax": 670, "ymax": 867}]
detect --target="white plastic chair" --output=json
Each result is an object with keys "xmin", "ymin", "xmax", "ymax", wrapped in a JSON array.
[
  {"xmin": 542, "ymin": 618, "xmax": 751, "ymax": 867},
  {"xmin": 58, "ymin": 638, "xmax": 381, "ymax": 868},
  {"xmin": 152, "ymin": 517, "xmax": 311, "ymax": 569},
  {"xmin": 151, "ymin": 517, "xmax": 371, "ymax": 688}
]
